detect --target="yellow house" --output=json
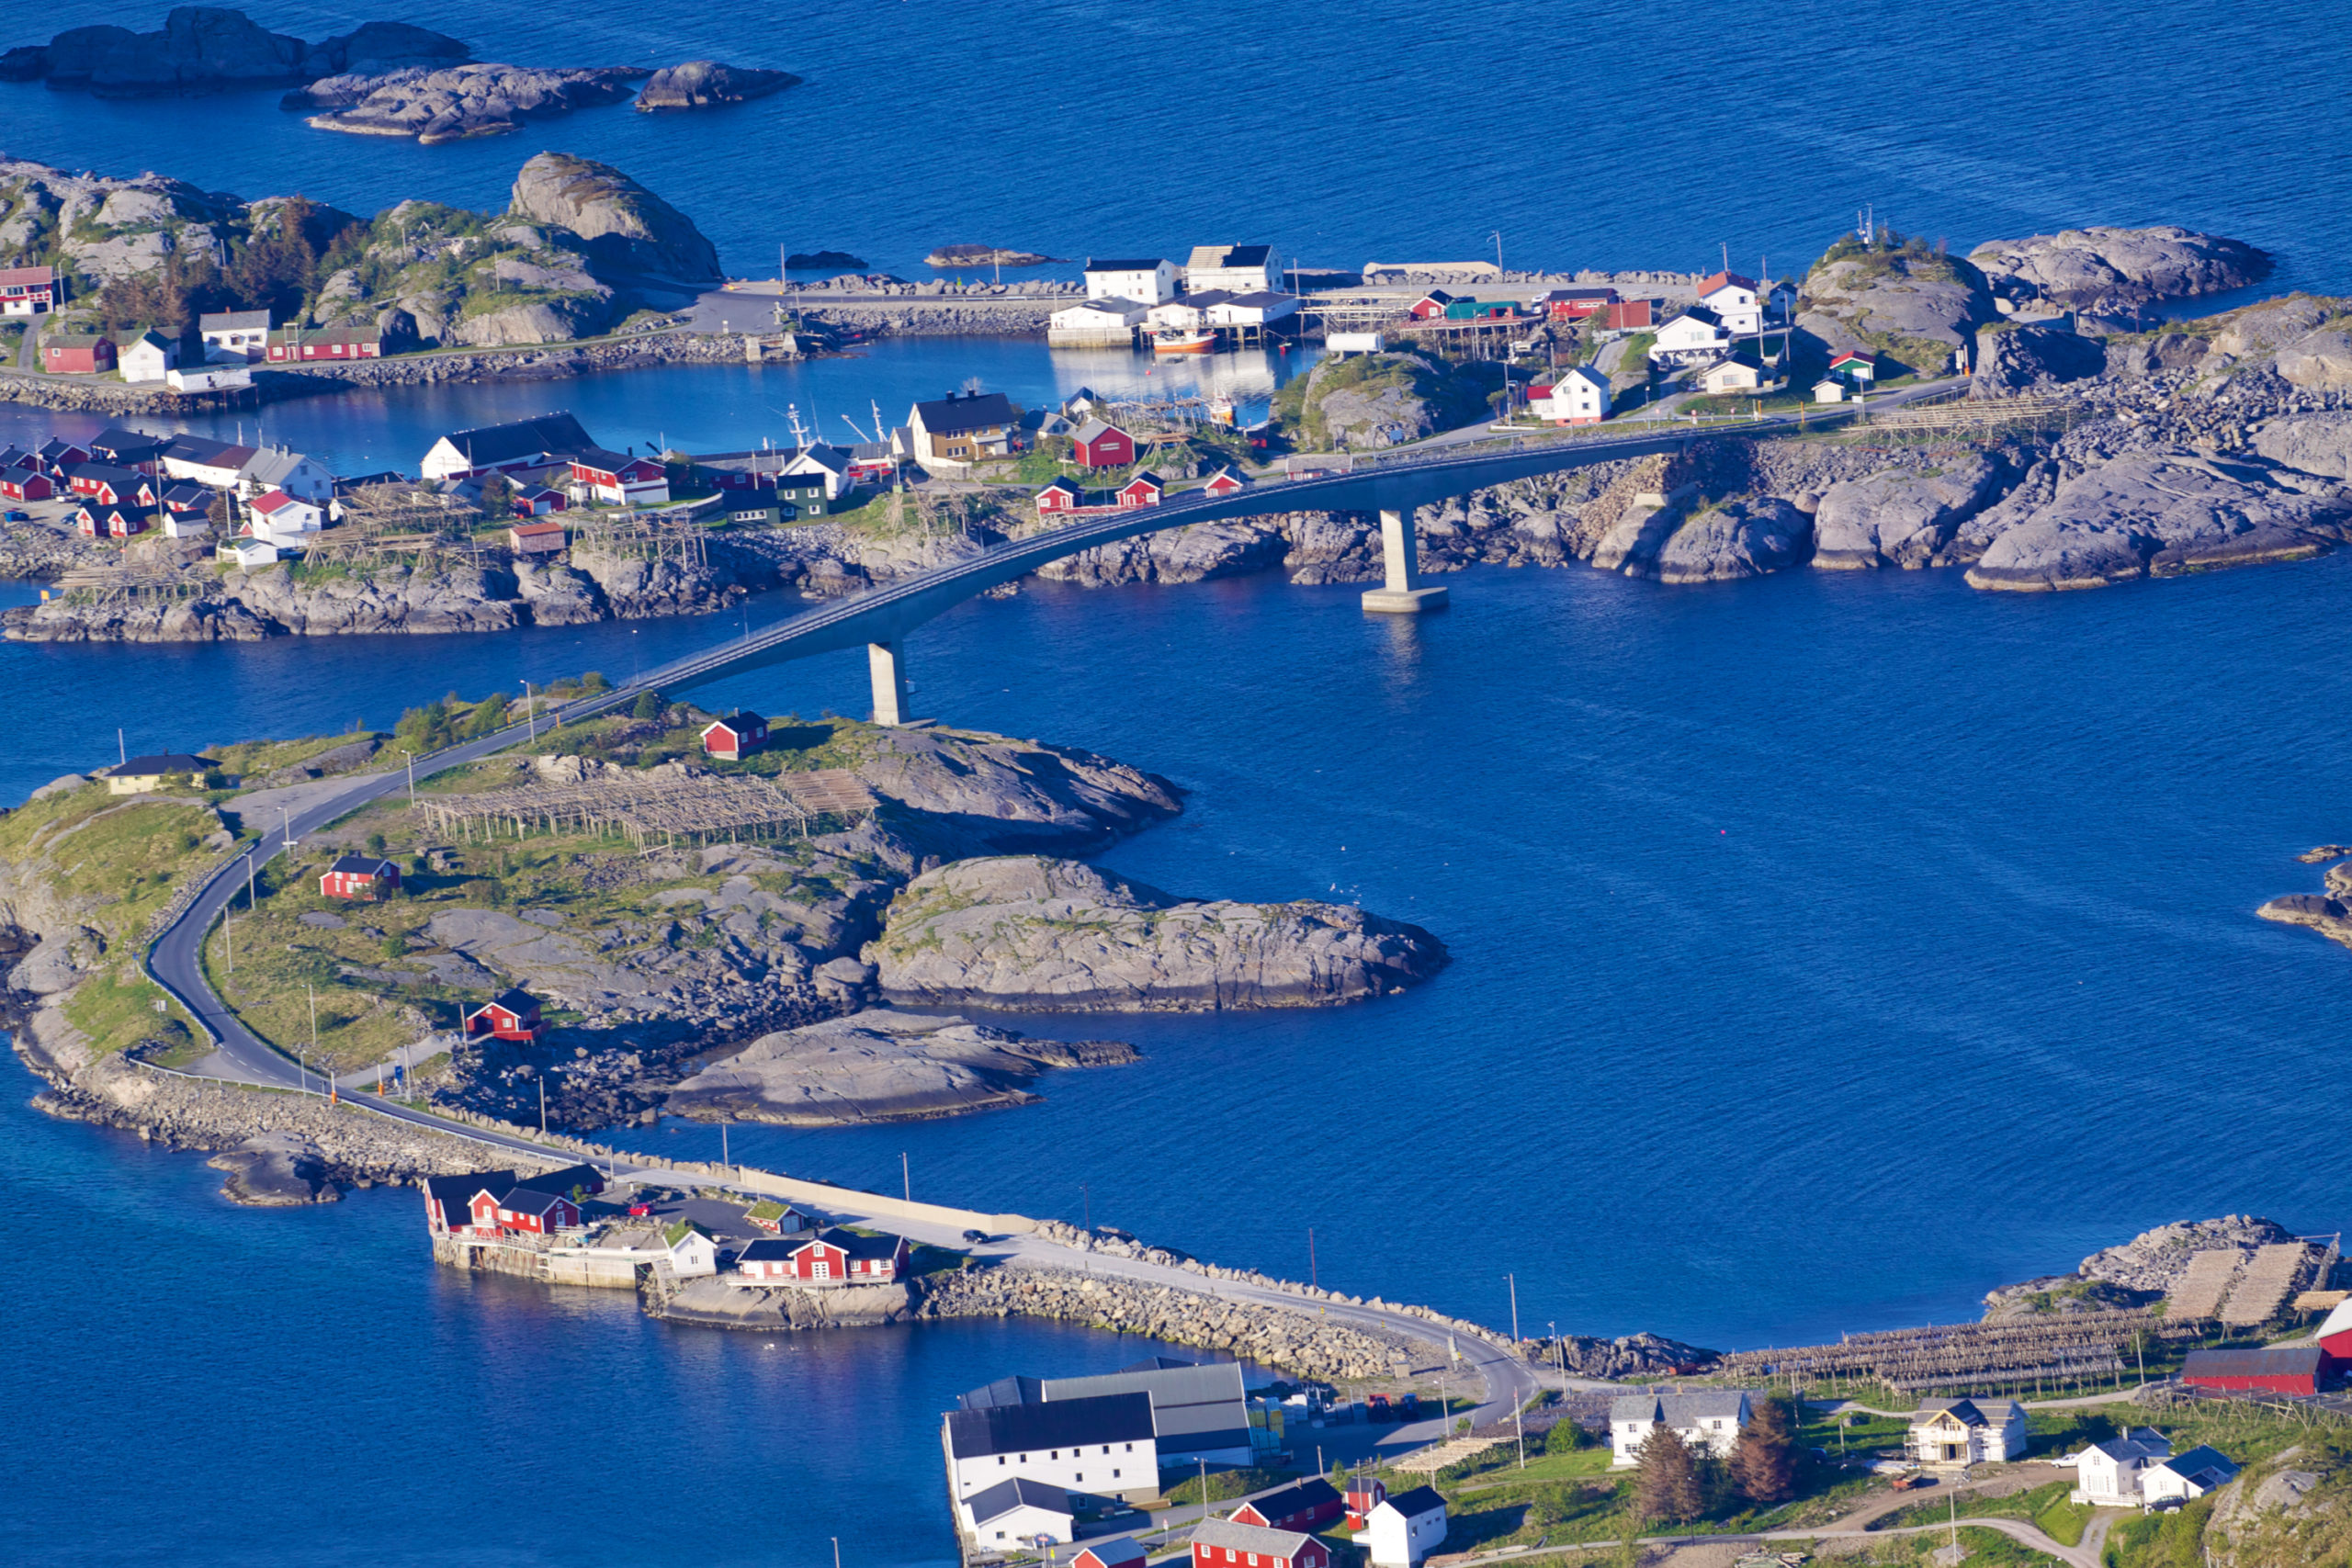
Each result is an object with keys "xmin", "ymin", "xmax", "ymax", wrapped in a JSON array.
[
  {"xmin": 907, "ymin": 391, "xmax": 1020, "ymax": 468},
  {"xmin": 107, "ymin": 753, "xmax": 222, "ymax": 794}
]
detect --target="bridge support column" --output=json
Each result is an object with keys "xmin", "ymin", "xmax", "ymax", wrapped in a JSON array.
[
  {"xmin": 1361, "ymin": 506, "xmax": 1450, "ymax": 614},
  {"xmin": 868, "ymin": 640, "xmax": 912, "ymax": 727}
]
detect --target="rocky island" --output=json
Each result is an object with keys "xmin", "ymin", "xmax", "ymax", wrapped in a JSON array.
[
  {"xmin": 1, "ymin": 7, "xmax": 468, "ymax": 92},
  {"xmin": 926, "ymin": 243, "xmax": 1067, "ymax": 269},
  {"xmin": 290, "ymin": 62, "xmax": 650, "ymax": 141},
  {"xmin": 632, "ymin": 60, "xmax": 800, "ymax": 111}
]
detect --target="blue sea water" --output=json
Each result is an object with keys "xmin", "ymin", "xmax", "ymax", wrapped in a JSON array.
[{"xmin": 6, "ymin": 2, "xmax": 2352, "ymax": 1563}]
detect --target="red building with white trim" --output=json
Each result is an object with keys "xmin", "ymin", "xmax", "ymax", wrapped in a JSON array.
[
  {"xmin": 463, "ymin": 988, "xmax": 543, "ymax": 1043},
  {"xmin": 701, "ymin": 713, "xmax": 769, "ymax": 760},
  {"xmin": 570, "ymin": 448, "xmax": 672, "ymax": 507},
  {"xmin": 1118, "ymin": 472, "xmax": 1163, "ymax": 508},
  {"xmin": 266, "ymin": 324, "xmax": 382, "ymax": 361},
  {"xmin": 471, "ymin": 1184, "xmax": 580, "ymax": 1235},
  {"xmin": 1230, "ymin": 1479, "xmax": 1343, "ymax": 1533},
  {"xmin": 320, "ymin": 854, "xmax": 401, "ymax": 900},
  {"xmin": 776, "ymin": 1226, "xmax": 911, "ymax": 1285},
  {"xmin": 1202, "ymin": 467, "xmax": 1246, "ymax": 499},
  {"xmin": 1070, "ymin": 418, "xmax": 1136, "ymax": 468},
  {"xmin": 0, "ymin": 468, "xmax": 52, "ymax": 501},
  {"xmin": 2180, "ymin": 1346, "xmax": 2327, "ymax": 1396},
  {"xmin": 1190, "ymin": 1518, "xmax": 1330, "ymax": 1568},
  {"xmin": 0, "ymin": 265, "xmax": 59, "ymax": 316}
]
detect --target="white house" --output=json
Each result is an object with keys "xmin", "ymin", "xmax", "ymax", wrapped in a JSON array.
[
  {"xmin": 1908, "ymin": 1398, "xmax": 2029, "ymax": 1467},
  {"xmin": 1147, "ymin": 292, "xmax": 1229, "ymax": 332},
  {"xmin": 162, "ymin": 435, "xmax": 257, "ymax": 489},
  {"xmin": 2143, "ymin": 1446, "xmax": 2239, "ymax": 1506},
  {"xmin": 961, "ymin": 1477, "xmax": 1074, "ymax": 1545},
  {"xmin": 1534, "ymin": 365, "xmax": 1610, "ymax": 424},
  {"xmin": 162, "ymin": 512, "xmax": 212, "ymax": 538},
  {"xmin": 216, "ymin": 536, "xmax": 278, "ymax": 568},
  {"xmin": 2072, "ymin": 1430, "xmax": 2173, "ymax": 1506},
  {"xmin": 166, "ymin": 365, "xmax": 253, "ymax": 392},
  {"xmin": 941, "ymin": 1391, "xmax": 1159, "ymax": 1505},
  {"xmin": 1697, "ymin": 271, "xmax": 1762, "ymax": 335},
  {"xmin": 1698, "ymin": 356, "xmax": 1765, "ymax": 395},
  {"xmin": 1084, "ymin": 258, "xmax": 1178, "ymax": 306},
  {"xmin": 1204, "ymin": 291, "xmax": 1300, "ymax": 329},
  {"xmin": 1186, "ymin": 243, "xmax": 1280, "ymax": 295},
  {"xmin": 240, "ymin": 446, "xmax": 334, "ymax": 503},
  {"xmin": 199, "ymin": 309, "xmax": 272, "ymax": 364},
  {"xmin": 1813, "ymin": 378, "xmax": 1848, "ymax": 403},
  {"xmin": 1048, "ymin": 298, "xmax": 1146, "ymax": 345},
  {"xmin": 245, "ymin": 489, "xmax": 327, "ymax": 545},
  {"xmin": 1649, "ymin": 307, "xmax": 1730, "ymax": 365},
  {"xmin": 667, "ymin": 1225, "xmax": 719, "ymax": 1278},
  {"xmin": 1609, "ymin": 1391, "xmax": 1752, "ymax": 1467},
  {"xmin": 119, "ymin": 331, "xmax": 178, "ymax": 384},
  {"xmin": 1363, "ymin": 1484, "xmax": 1448, "ymax": 1568},
  {"xmin": 781, "ymin": 444, "xmax": 854, "ymax": 501}
]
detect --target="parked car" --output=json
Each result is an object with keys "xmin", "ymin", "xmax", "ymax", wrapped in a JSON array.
[
  {"xmin": 1366, "ymin": 1394, "xmax": 1393, "ymax": 1424},
  {"xmin": 1396, "ymin": 1393, "xmax": 1421, "ymax": 1420},
  {"xmin": 963, "ymin": 1228, "xmax": 989, "ymax": 1245}
]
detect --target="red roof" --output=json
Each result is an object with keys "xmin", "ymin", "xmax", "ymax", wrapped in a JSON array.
[
  {"xmin": 1829, "ymin": 349, "xmax": 1875, "ymax": 366},
  {"xmin": 512, "ymin": 520, "xmax": 565, "ymax": 537},
  {"xmin": 1697, "ymin": 270, "xmax": 1758, "ymax": 297},
  {"xmin": 250, "ymin": 488, "xmax": 299, "ymax": 513},
  {"xmin": 0, "ymin": 265, "xmax": 54, "ymax": 287}
]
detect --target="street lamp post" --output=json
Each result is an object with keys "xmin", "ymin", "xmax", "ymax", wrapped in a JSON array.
[{"xmin": 401, "ymin": 747, "xmax": 416, "ymax": 803}]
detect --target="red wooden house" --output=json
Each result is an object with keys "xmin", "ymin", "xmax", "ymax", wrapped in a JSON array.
[
  {"xmin": 736, "ymin": 1237, "xmax": 804, "ymax": 1280},
  {"xmin": 0, "ymin": 264, "xmax": 59, "ymax": 315},
  {"xmin": 77, "ymin": 504, "xmax": 151, "ymax": 538},
  {"xmin": 778, "ymin": 1226, "xmax": 911, "ymax": 1285},
  {"xmin": 1231, "ymin": 1479, "xmax": 1342, "ymax": 1533},
  {"xmin": 2181, "ymin": 1346, "xmax": 2326, "ymax": 1396},
  {"xmin": 1191, "ymin": 1519, "xmax": 1330, "ymax": 1568},
  {"xmin": 700, "ymin": 713, "xmax": 768, "ymax": 761},
  {"xmin": 470, "ymin": 1182, "xmax": 580, "ymax": 1235},
  {"xmin": 70, "ymin": 465, "xmax": 155, "ymax": 507},
  {"xmin": 424, "ymin": 1168, "xmax": 514, "ymax": 1232},
  {"xmin": 1073, "ymin": 1540, "xmax": 1148, "ymax": 1568},
  {"xmin": 1344, "ymin": 1478, "xmax": 1386, "ymax": 1529},
  {"xmin": 1543, "ymin": 287, "xmax": 1619, "ymax": 320},
  {"xmin": 1202, "ymin": 466, "xmax": 1246, "ymax": 499},
  {"xmin": 0, "ymin": 466, "xmax": 51, "ymax": 501},
  {"xmin": 1117, "ymin": 472, "xmax": 1163, "ymax": 508},
  {"xmin": 1070, "ymin": 418, "xmax": 1136, "ymax": 468},
  {"xmin": 1607, "ymin": 299, "xmax": 1657, "ymax": 332},
  {"xmin": 1408, "ymin": 290, "xmax": 1455, "ymax": 320},
  {"xmin": 509, "ymin": 518, "xmax": 568, "ymax": 555},
  {"xmin": 1035, "ymin": 476, "xmax": 1084, "ymax": 515},
  {"xmin": 266, "ymin": 324, "xmax": 382, "ymax": 361},
  {"xmin": 43, "ymin": 334, "xmax": 115, "ymax": 374},
  {"xmin": 320, "ymin": 853, "xmax": 401, "ymax": 900},
  {"xmin": 463, "ymin": 988, "xmax": 542, "ymax": 1043},
  {"xmin": 569, "ymin": 449, "xmax": 671, "ymax": 507}
]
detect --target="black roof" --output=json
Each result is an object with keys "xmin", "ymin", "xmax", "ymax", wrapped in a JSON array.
[
  {"xmin": 38, "ymin": 437, "xmax": 89, "ymax": 458},
  {"xmin": 1085, "ymin": 258, "xmax": 1168, "ymax": 273},
  {"xmin": 1120, "ymin": 1356, "xmax": 1198, "ymax": 1372},
  {"xmin": 498, "ymin": 1185, "xmax": 572, "ymax": 1213},
  {"xmin": 163, "ymin": 434, "xmax": 239, "ymax": 464},
  {"xmin": 111, "ymin": 753, "xmax": 215, "ymax": 774},
  {"xmin": 1243, "ymin": 1479, "xmax": 1340, "ymax": 1519},
  {"xmin": 326, "ymin": 853, "xmax": 395, "ymax": 875},
  {"xmin": 1213, "ymin": 245, "xmax": 1272, "ymax": 267},
  {"xmin": 74, "ymin": 463, "xmax": 146, "ymax": 491},
  {"xmin": 960, "ymin": 1375, "xmax": 1046, "ymax": 1410},
  {"xmin": 966, "ymin": 1476, "xmax": 1072, "ymax": 1522},
  {"xmin": 89, "ymin": 426, "xmax": 166, "ymax": 458},
  {"xmin": 571, "ymin": 445, "xmax": 650, "ymax": 473},
  {"xmin": 470, "ymin": 987, "xmax": 540, "ymax": 1016},
  {"xmin": 709, "ymin": 711, "xmax": 767, "ymax": 731},
  {"xmin": 804, "ymin": 1225, "xmax": 904, "ymax": 1261},
  {"xmin": 915, "ymin": 391, "xmax": 1018, "ymax": 435},
  {"xmin": 1383, "ymin": 1484, "xmax": 1446, "ymax": 1518},
  {"xmin": 534, "ymin": 1163, "xmax": 603, "ymax": 1195},
  {"xmin": 424, "ymin": 1168, "xmax": 514, "ymax": 1212},
  {"xmin": 439, "ymin": 412, "xmax": 596, "ymax": 467},
  {"xmin": 2184, "ymin": 1346, "xmax": 2326, "ymax": 1375},
  {"xmin": 944, "ymin": 1391, "xmax": 1154, "ymax": 1458},
  {"xmin": 739, "ymin": 1237, "xmax": 799, "ymax": 1261}
]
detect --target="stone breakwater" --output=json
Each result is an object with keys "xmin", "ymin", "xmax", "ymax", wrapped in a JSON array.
[
  {"xmin": 267, "ymin": 330, "xmax": 749, "ymax": 389},
  {"xmin": 806, "ymin": 303, "xmax": 1049, "ymax": 337},
  {"xmin": 916, "ymin": 1263, "xmax": 1419, "ymax": 1380}
]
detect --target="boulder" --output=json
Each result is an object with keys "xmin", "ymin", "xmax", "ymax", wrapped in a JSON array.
[
  {"xmin": 2273, "ymin": 328, "xmax": 2352, "ymax": 390},
  {"xmin": 786, "ymin": 250, "xmax": 867, "ymax": 269},
  {"xmin": 2104, "ymin": 332, "xmax": 2210, "ymax": 378},
  {"xmin": 865, "ymin": 855, "xmax": 1448, "ymax": 1010},
  {"xmin": 2254, "ymin": 412, "xmax": 2352, "ymax": 479},
  {"xmin": 1798, "ymin": 247, "xmax": 1988, "ymax": 373},
  {"xmin": 1654, "ymin": 496, "xmax": 1810, "ymax": 582},
  {"xmin": 2210, "ymin": 294, "xmax": 2340, "ymax": 358},
  {"xmin": 507, "ymin": 152, "xmax": 721, "ymax": 285},
  {"xmin": 1813, "ymin": 454, "xmax": 2003, "ymax": 569},
  {"xmin": 1964, "ymin": 450, "xmax": 2352, "ymax": 592},
  {"xmin": 662, "ymin": 1009, "xmax": 1137, "ymax": 1124},
  {"xmin": 451, "ymin": 296, "xmax": 611, "ymax": 346},
  {"xmin": 293, "ymin": 63, "xmax": 646, "ymax": 139},
  {"xmin": 209, "ymin": 1132, "xmax": 339, "ymax": 1204},
  {"xmin": 1972, "ymin": 321, "xmax": 2106, "ymax": 394},
  {"xmin": 633, "ymin": 59, "xmax": 802, "ymax": 111},
  {"xmin": 1967, "ymin": 225, "xmax": 2270, "ymax": 310}
]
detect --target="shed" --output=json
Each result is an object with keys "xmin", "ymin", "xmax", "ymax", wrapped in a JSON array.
[
  {"xmin": 701, "ymin": 713, "xmax": 769, "ymax": 761},
  {"xmin": 1202, "ymin": 466, "xmax": 1247, "ymax": 498},
  {"xmin": 1070, "ymin": 418, "xmax": 1135, "ymax": 468},
  {"xmin": 964, "ymin": 1476, "xmax": 1076, "ymax": 1544},
  {"xmin": 1117, "ymin": 471, "xmax": 1163, "ymax": 508},
  {"xmin": 463, "ymin": 988, "xmax": 543, "ymax": 1043},
  {"xmin": 510, "ymin": 518, "xmax": 568, "ymax": 552},
  {"xmin": 320, "ymin": 854, "xmax": 401, "ymax": 901},
  {"xmin": 43, "ymin": 334, "xmax": 116, "ymax": 375},
  {"xmin": 1035, "ymin": 476, "xmax": 1084, "ymax": 514},
  {"xmin": 1363, "ymin": 1485, "xmax": 1448, "ymax": 1568},
  {"xmin": 1232, "ymin": 1478, "xmax": 1342, "ymax": 1532},
  {"xmin": 2181, "ymin": 1346, "xmax": 2326, "ymax": 1395}
]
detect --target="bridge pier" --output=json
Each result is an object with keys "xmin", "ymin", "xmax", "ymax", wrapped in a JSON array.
[
  {"xmin": 867, "ymin": 640, "xmax": 913, "ymax": 727},
  {"xmin": 1361, "ymin": 506, "xmax": 1449, "ymax": 614}
]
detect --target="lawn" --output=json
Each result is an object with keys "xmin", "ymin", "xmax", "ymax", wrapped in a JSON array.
[{"xmin": 1163, "ymin": 1465, "xmax": 1298, "ymax": 1505}]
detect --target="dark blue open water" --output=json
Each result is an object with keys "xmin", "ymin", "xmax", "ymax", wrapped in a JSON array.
[{"xmin": 6, "ymin": 1, "xmax": 2352, "ymax": 1562}]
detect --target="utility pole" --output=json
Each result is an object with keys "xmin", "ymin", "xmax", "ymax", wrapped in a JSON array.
[
  {"xmin": 1507, "ymin": 1272, "xmax": 1521, "ymax": 1344},
  {"xmin": 223, "ymin": 907, "xmax": 232, "ymax": 974},
  {"xmin": 1308, "ymin": 1226, "xmax": 1317, "ymax": 1290},
  {"xmin": 401, "ymin": 748, "xmax": 416, "ymax": 803},
  {"xmin": 244, "ymin": 849, "xmax": 256, "ymax": 908},
  {"xmin": 720, "ymin": 1121, "xmax": 730, "ymax": 1166},
  {"xmin": 901, "ymin": 1150, "xmax": 910, "ymax": 1202},
  {"xmin": 538, "ymin": 1075, "xmax": 548, "ymax": 1134},
  {"xmin": 307, "ymin": 981, "xmax": 318, "ymax": 1068},
  {"xmin": 281, "ymin": 806, "xmax": 296, "ymax": 851},
  {"xmin": 118, "ymin": 727, "xmax": 126, "ymax": 765},
  {"xmin": 525, "ymin": 682, "xmax": 537, "ymax": 742}
]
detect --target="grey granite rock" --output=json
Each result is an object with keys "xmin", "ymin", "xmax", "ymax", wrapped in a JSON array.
[
  {"xmin": 1973, "ymin": 321, "xmax": 2107, "ymax": 394},
  {"xmin": 1655, "ymin": 496, "xmax": 1810, "ymax": 583},
  {"xmin": 507, "ymin": 151, "xmax": 720, "ymax": 285},
  {"xmin": 1965, "ymin": 450, "xmax": 2352, "ymax": 591},
  {"xmin": 2273, "ymin": 328, "xmax": 2352, "ymax": 390},
  {"xmin": 2253, "ymin": 412, "xmax": 2352, "ymax": 478},
  {"xmin": 1969, "ymin": 226, "xmax": 2268, "ymax": 310},
  {"xmin": 865, "ymin": 855, "xmax": 1447, "ymax": 1010},
  {"xmin": 297, "ymin": 63, "xmax": 646, "ymax": 141},
  {"xmin": 633, "ymin": 60, "xmax": 801, "ymax": 111},
  {"xmin": 663, "ymin": 1009, "xmax": 1136, "ymax": 1124},
  {"xmin": 209, "ymin": 1132, "xmax": 340, "ymax": 1204},
  {"xmin": 1814, "ymin": 455, "xmax": 2004, "ymax": 570}
]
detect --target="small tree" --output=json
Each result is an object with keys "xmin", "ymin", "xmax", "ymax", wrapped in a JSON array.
[
  {"xmin": 1731, "ymin": 1394, "xmax": 1797, "ymax": 1506},
  {"xmin": 1545, "ymin": 1416, "xmax": 1586, "ymax": 1456},
  {"xmin": 632, "ymin": 689, "xmax": 665, "ymax": 721},
  {"xmin": 1632, "ymin": 1425, "xmax": 1702, "ymax": 1523}
]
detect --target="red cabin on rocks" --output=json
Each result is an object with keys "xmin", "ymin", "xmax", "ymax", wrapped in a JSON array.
[
  {"xmin": 320, "ymin": 854, "xmax": 400, "ymax": 901},
  {"xmin": 700, "ymin": 713, "xmax": 768, "ymax": 760},
  {"xmin": 424, "ymin": 1168, "xmax": 514, "ymax": 1232},
  {"xmin": 1117, "ymin": 472, "xmax": 1163, "ymax": 508},
  {"xmin": 1201, "ymin": 466, "xmax": 1246, "ymax": 499},
  {"xmin": 463, "ymin": 988, "xmax": 542, "ymax": 1043},
  {"xmin": 472, "ymin": 1183, "xmax": 579, "ymax": 1235},
  {"xmin": 1035, "ymin": 476, "xmax": 1084, "ymax": 515},
  {"xmin": 1070, "ymin": 418, "xmax": 1136, "ymax": 468},
  {"xmin": 2181, "ymin": 1346, "xmax": 2327, "ymax": 1396},
  {"xmin": 779, "ymin": 1226, "xmax": 910, "ymax": 1285}
]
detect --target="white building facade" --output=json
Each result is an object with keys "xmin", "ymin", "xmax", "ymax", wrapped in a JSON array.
[
  {"xmin": 1908, "ymin": 1398, "xmax": 2029, "ymax": 1466},
  {"xmin": 1609, "ymin": 1391, "xmax": 1752, "ymax": 1467},
  {"xmin": 2072, "ymin": 1431, "xmax": 2174, "ymax": 1506},
  {"xmin": 1084, "ymin": 259, "xmax": 1177, "ymax": 305},
  {"xmin": 1363, "ymin": 1486, "xmax": 1448, "ymax": 1568},
  {"xmin": 941, "ymin": 1392, "xmax": 1160, "ymax": 1506}
]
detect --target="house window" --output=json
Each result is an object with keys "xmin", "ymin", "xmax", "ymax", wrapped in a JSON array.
[{"xmin": 1114, "ymin": 1470, "xmax": 1121, "ymax": 1479}]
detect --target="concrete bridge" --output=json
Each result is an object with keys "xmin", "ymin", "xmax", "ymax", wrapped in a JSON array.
[{"xmin": 639, "ymin": 422, "xmax": 1712, "ymax": 724}]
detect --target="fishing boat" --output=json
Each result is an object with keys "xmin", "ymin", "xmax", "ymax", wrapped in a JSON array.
[{"xmin": 1151, "ymin": 329, "xmax": 1215, "ymax": 355}]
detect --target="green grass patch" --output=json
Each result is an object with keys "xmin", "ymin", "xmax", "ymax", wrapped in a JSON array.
[
  {"xmin": 1163, "ymin": 1466, "xmax": 1298, "ymax": 1505},
  {"xmin": 62, "ymin": 963, "xmax": 193, "ymax": 1059}
]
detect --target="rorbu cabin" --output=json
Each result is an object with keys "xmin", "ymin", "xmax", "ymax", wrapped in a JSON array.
[
  {"xmin": 463, "ymin": 988, "xmax": 542, "ymax": 1043},
  {"xmin": 700, "ymin": 713, "xmax": 769, "ymax": 761},
  {"xmin": 320, "ymin": 854, "xmax": 401, "ymax": 901}
]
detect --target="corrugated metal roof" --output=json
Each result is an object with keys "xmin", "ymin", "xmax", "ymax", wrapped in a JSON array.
[
  {"xmin": 945, "ymin": 1391, "xmax": 1154, "ymax": 1458},
  {"xmin": 2183, "ymin": 1346, "xmax": 2325, "ymax": 1376},
  {"xmin": 1045, "ymin": 1361, "xmax": 1247, "ymax": 1443}
]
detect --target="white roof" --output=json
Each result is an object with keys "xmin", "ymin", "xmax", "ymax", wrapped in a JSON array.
[{"xmin": 2316, "ymin": 1298, "xmax": 2352, "ymax": 1341}]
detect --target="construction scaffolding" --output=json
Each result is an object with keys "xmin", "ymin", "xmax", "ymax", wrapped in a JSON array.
[{"xmin": 412, "ymin": 768, "xmax": 877, "ymax": 853}]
